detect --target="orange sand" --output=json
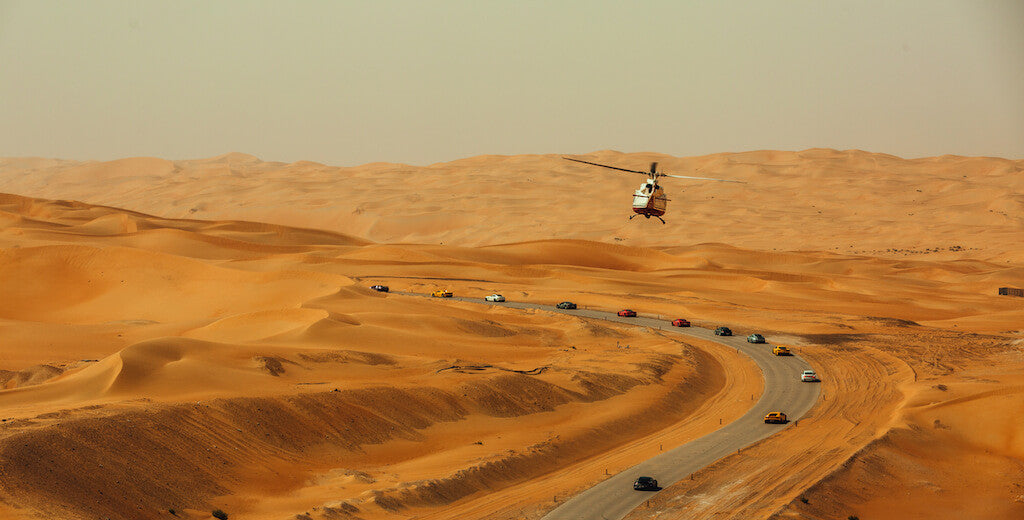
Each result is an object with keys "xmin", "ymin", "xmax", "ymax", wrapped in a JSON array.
[
  {"xmin": 0, "ymin": 148, "xmax": 1021, "ymax": 520},
  {"xmin": 0, "ymin": 150, "xmax": 1020, "ymax": 261}
]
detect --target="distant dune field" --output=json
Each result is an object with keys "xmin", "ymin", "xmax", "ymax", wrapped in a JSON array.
[
  {"xmin": 1, "ymin": 149, "xmax": 1020, "ymax": 261},
  {"xmin": 0, "ymin": 148, "xmax": 1021, "ymax": 520}
]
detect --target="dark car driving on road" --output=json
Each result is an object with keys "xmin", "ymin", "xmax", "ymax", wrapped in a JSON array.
[
  {"xmin": 633, "ymin": 476, "xmax": 659, "ymax": 491},
  {"xmin": 746, "ymin": 333, "xmax": 765, "ymax": 343},
  {"xmin": 714, "ymin": 326, "xmax": 732, "ymax": 336},
  {"xmin": 370, "ymin": 285, "xmax": 389, "ymax": 292},
  {"xmin": 556, "ymin": 301, "xmax": 577, "ymax": 310}
]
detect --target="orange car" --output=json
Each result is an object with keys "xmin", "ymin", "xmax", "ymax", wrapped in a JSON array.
[{"xmin": 764, "ymin": 412, "xmax": 788, "ymax": 424}]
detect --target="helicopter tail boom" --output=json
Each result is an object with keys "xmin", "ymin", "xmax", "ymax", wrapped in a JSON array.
[
  {"xmin": 660, "ymin": 173, "xmax": 745, "ymax": 183},
  {"xmin": 563, "ymin": 156, "xmax": 744, "ymax": 183}
]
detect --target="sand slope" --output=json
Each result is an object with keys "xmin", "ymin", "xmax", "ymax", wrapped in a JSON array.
[
  {"xmin": 0, "ymin": 194, "xmax": 756, "ymax": 520},
  {"xmin": 0, "ymin": 145, "xmax": 1021, "ymax": 520}
]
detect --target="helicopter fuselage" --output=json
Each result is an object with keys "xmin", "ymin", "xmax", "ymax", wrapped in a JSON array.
[{"xmin": 632, "ymin": 178, "xmax": 667, "ymax": 217}]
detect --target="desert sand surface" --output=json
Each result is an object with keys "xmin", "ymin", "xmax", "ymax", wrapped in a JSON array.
[
  {"xmin": 0, "ymin": 149, "xmax": 1022, "ymax": 520},
  {"xmin": 1, "ymin": 149, "xmax": 1021, "ymax": 261}
]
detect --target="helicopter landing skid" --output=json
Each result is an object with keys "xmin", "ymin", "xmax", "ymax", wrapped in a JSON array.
[{"xmin": 629, "ymin": 213, "xmax": 666, "ymax": 224}]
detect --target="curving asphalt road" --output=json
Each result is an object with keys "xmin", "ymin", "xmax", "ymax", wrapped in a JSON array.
[{"xmin": 398, "ymin": 292, "xmax": 819, "ymax": 520}]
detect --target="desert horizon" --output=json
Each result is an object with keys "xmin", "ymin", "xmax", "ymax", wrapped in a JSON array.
[
  {"xmin": 4, "ymin": 2, "xmax": 1022, "ymax": 517},
  {"xmin": 2, "ymin": 148, "xmax": 1021, "ymax": 257},
  {"xmin": 0, "ymin": 148, "xmax": 1021, "ymax": 519}
]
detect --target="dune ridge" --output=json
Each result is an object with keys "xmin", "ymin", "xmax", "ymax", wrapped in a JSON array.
[
  {"xmin": 0, "ymin": 149, "xmax": 1020, "ymax": 259},
  {"xmin": 1, "ymin": 193, "xmax": 747, "ymax": 519},
  {"xmin": 0, "ymin": 143, "xmax": 1021, "ymax": 520},
  {"xmin": 0, "ymin": 344, "xmax": 722, "ymax": 519}
]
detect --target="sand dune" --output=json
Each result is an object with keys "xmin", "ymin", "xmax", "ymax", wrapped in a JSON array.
[
  {"xmin": 0, "ymin": 149, "xmax": 1020, "ymax": 259},
  {"xmin": 0, "ymin": 195, "xmax": 749, "ymax": 519},
  {"xmin": 0, "ymin": 146, "xmax": 1021, "ymax": 520},
  {"xmin": 765, "ymin": 349, "xmax": 1024, "ymax": 520},
  {"xmin": 0, "ymin": 244, "xmax": 345, "ymax": 324}
]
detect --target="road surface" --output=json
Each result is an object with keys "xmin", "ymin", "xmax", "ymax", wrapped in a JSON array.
[{"xmin": 399, "ymin": 293, "xmax": 820, "ymax": 520}]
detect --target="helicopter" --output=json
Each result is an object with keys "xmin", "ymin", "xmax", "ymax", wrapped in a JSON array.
[{"xmin": 562, "ymin": 156, "xmax": 744, "ymax": 223}]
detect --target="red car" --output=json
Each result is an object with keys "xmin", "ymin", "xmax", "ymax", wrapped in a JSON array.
[
  {"xmin": 617, "ymin": 309, "xmax": 637, "ymax": 317},
  {"xmin": 671, "ymin": 318, "xmax": 690, "ymax": 327}
]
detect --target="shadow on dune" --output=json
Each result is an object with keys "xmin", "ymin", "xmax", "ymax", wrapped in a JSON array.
[{"xmin": 0, "ymin": 350, "xmax": 717, "ymax": 519}]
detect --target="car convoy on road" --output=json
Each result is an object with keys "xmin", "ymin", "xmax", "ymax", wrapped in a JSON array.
[
  {"xmin": 409, "ymin": 287, "xmax": 814, "ymax": 377},
  {"xmin": 381, "ymin": 284, "xmax": 819, "ymax": 498}
]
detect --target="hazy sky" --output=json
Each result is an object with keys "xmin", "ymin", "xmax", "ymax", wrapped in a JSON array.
[{"xmin": 1, "ymin": 1, "xmax": 1022, "ymax": 165}]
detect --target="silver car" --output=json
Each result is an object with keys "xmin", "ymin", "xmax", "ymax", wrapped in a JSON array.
[
  {"xmin": 485, "ymin": 294, "xmax": 506, "ymax": 302},
  {"xmin": 800, "ymin": 370, "xmax": 819, "ymax": 382}
]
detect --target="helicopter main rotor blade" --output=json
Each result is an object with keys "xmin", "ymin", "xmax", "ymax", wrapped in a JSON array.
[
  {"xmin": 563, "ymin": 156, "xmax": 745, "ymax": 183},
  {"xmin": 562, "ymin": 157, "xmax": 649, "ymax": 175},
  {"xmin": 660, "ymin": 173, "xmax": 746, "ymax": 183}
]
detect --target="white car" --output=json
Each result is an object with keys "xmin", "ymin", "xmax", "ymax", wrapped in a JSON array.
[
  {"xmin": 800, "ymin": 370, "xmax": 820, "ymax": 382},
  {"xmin": 485, "ymin": 294, "xmax": 506, "ymax": 302}
]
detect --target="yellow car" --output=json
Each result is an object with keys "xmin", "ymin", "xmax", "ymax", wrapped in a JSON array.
[
  {"xmin": 772, "ymin": 345, "xmax": 791, "ymax": 356},
  {"xmin": 764, "ymin": 412, "xmax": 788, "ymax": 424},
  {"xmin": 431, "ymin": 289, "xmax": 453, "ymax": 298}
]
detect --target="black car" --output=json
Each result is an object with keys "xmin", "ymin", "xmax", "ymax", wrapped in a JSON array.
[
  {"xmin": 633, "ymin": 476, "xmax": 659, "ymax": 491},
  {"xmin": 714, "ymin": 326, "xmax": 732, "ymax": 336},
  {"xmin": 746, "ymin": 333, "xmax": 765, "ymax": 343},
  {"xmin": 556, "ymin": 301, "xmax": 577, "ymax": 310},
  {"xmin": 370, "ymin": 285, "xmax": 389, "ymax": 292}
]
